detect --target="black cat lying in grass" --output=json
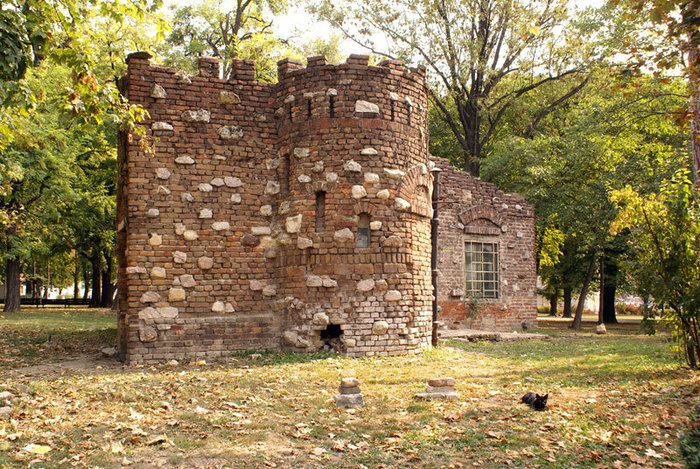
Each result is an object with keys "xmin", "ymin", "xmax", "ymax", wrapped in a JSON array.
[{"xmin": 521, "ymin": 392, "xmax": 548, "ymax": 411}]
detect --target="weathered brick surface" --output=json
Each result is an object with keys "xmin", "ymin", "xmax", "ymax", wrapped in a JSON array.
[
  {"xmin": 431, "ymin": 157, "xmax": 537, "ymax": 331},
  {"xmin": 116, "ymin": 53, "xmax": 536, "ymax": 363}
]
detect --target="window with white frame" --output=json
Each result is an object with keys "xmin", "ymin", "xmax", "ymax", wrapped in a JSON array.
[{"xmin": 465, "ymin": 241, "xmax": 499, "ymax": 299}]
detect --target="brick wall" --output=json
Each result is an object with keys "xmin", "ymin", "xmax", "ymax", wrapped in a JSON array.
[
  {"xmin": 117, "ymin": 52, "xmax": 537, "ymax": 363},
  {"xmin": 432, "ymin": 157, "xmax": 538, "ymax": 331},
  {"xmin": 117, "ymin": 53, "xmax": 435, "ymax": 363}
]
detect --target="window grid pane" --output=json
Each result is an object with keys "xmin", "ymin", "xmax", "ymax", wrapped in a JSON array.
[{"xmin": 465, "ymin": 242, "xmax": 499, "ymax": 299}]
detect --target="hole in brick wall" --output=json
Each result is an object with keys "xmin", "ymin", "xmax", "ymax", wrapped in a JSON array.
[
  {"xmin": 390, "ymin": 101, "xmax": 395, "ymax": 121},
  {"xmin": 407, "ymin": 105, "xmax": 411, "ymax": 125},
  {"xmin": 320, "ymin": 324, "xmax": 343, "ymax": 352},
  {"xmin": 307, "ymin": 99, "xmax": 312, "ymax": 118},
  {"xmin": 288, "ymin": 104, "xmax": 293, "ymax": 121},
  {"xmin": 329, "ymin": 95, "xmax": 335, "ymax": 118}
]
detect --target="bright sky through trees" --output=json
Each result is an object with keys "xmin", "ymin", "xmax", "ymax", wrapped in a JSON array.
[{"xmin": 163, "ymin": 0, "xmax": 607, "ymax": 59}]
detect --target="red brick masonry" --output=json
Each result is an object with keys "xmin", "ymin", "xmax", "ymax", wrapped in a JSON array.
[{"xmin": 116, "ymin": 53, "xmax": 536, "ymax": 363}]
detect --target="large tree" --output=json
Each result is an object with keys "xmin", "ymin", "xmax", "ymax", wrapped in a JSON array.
[
  {"xmin": 619, "ymin": 0, "xmax": 700, "ymax": 186},
  {"xmin": 612, "ymin": 169, "xmax": 700, "ymax": 368},
  {"xmin": 310, "ymin": 0, "xmax": 634, "ymax": 175},
  {"xmin": 482, "ymin": 69, "xmax": 690, "ymax": 328},
  {"xmin": 0, "ymin": 0, "xmax": 159, "ymax": 311}
]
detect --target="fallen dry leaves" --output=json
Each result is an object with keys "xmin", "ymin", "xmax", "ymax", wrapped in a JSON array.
[{"xmin": 0, "ymin": 313, "xmax": 696, "ymax": 468}]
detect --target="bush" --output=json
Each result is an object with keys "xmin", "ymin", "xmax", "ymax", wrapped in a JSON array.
[
  {"xmin": 615, "ymin": 303, "xmax": 641, "ymax": 315},
  {"xmin": 680, "ymin": 402, "xmax": 700, "ymax": 468},
  {"xmin": 537, "ymin": 306, "xmax": 550, "ymax": 315}
]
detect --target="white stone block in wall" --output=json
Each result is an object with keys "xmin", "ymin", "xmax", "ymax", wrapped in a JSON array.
[
  {"xmin": 156, "ymin": 168, "xmax": 171, "ymax": 180},
  {"xmin": 294, "ymin": 147, "xmax": 310, "ymax": 158},
  {"xmin": 384, "ymin": 168, "xmax": 405, "ymax": 180},
  {"xmin": 351, "ymin": 185, "xmax": 367, "ymax": 199},
  {"xmin": 225, "ymin": 177, "xmax": 242, "ymax": 188},
  {"xmin": 364, "ymin": 173, "xmax": 379, "ymax": 184},
  {"xmin": 150, "ymin": 267, "xmax": 166, "ymax": 279},
  {"xmin": 394, "ymin": 198, "xmax": 411, "ymax": 211},
  {"xmin": 357, "ymin": 279, "xmax": 376, "ymax": 292},
  {"xmin": 175, "ymin": 156, "xmax": 195, "ymax": 165},
  {"xmin": 212, "ymin": 221, "xmax": 230, "ymax": 231},
  {"xmin": 355, "ymin": 100, "xmax": 380, "ymax": 113},
  {"xmin": 265, "ymin": 181, "xmax": 280, "ymax": 195},
  {"xmin": 151, "ymin": 84, "xmax": 167, "ymax": 99},
  {"xmin": 344, "ymin": 160, "xmax": 362, "ymax": 173},
  {"xmin": 334, "ymin": 228, "xmax": 354, "ymax": 242},
  {"xmin": 152, "ymin": 122, "xmax": 173, "ymax": 131},
  {"xmin": 285, "ymin": 215, "xmax": 302, "ymax": 233}
]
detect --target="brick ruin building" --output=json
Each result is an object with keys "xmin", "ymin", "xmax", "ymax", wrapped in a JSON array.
[{"xmin": 116, "ymin": 52, "xmax": 537, "ymax": 363}]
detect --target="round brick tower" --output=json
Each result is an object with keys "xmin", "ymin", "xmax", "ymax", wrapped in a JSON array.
[{"xmin": 272, "ymin": 55, "xmax": 434, "ymax": 356}]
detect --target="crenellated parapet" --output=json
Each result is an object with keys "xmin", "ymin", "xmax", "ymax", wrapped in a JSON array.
[
  {"xmin": 116, "ymin": 52, "xmax": 435, "ymax": 363},
  {"xmin": 116, "ymin": 51, "xmax": 537, "ymax": 363}
]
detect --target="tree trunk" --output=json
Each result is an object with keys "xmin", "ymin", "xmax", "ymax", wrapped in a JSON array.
[
  {"xmin": 456, "ymin": 97, "xmax": 482, "ymax": 176},
  {"xmin": 602, "ymin": 254, "xmax": 619, "ymax": 324},
  {"xmin": 100, "ymin": 256, "xmax": 114, "ymax": 308},
  {"xmin": 563, "ymin": 287, "xmax": 572, "ymax": 318},
  {"xmin": 598, "ymin": 253, "xmax": 604, "ymax": 325},
  {"xmin": 31, "ymin": 260, "xmax": 38, "ymax": 300},
  {"xmin": 3, "ymin": 256, "xmax": 21, "ymax": 312},
  {"xmin": 43, "ymin": 261, "xmax": 50, "ymax": 300},
  {"xmin": 89, "ymin": 254, "xmax": 101, "ymax": 308},
  {"xmin": 73, "ymin": 254, "xmax": 79, "ymax": 299},
  {"xmin": 602, "ymin": 283, "xmax": 618, "ymax": 324},
  {"xmin": 690, "ymin": 43, "xmax": 700, "ymax": 188},
  {"xmin": 111, "ymin": 286, "xmax": 119, "ymax": 311},
  {"xmin": 570, "ymin": 250, "xmax": 598, "ymax": 330},
  {"xmin": 82, "ymin": 262, "xmax": 89, "ymax": 300},
  {"xmin": 549, "ymin": 290, "xmax": 558, "ymax": 316}
]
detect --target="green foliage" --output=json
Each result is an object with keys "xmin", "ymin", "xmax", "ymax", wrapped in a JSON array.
[
  {"xmin": 311, "ymin": 0, "xmax": 635, "ymax": 173},
  {"xmin": 611, "ymin": 169, "xmax": 700, "ymax": 368},
  {"xmin": 482, "ymin": 69, "xmax": 689, "ymax": 314},
  {"xmin": 161, "ymin": 0, "xmax": 289, "ymax": 82},
  {"xmin": 292, "ymin": 34, "xmax": 347, "ymax": 65},
  {"xmin": 0, "ymin": 0, "xmax": 163, "ymax": 151},
  {"xmin": 1, "ymin": 0, "xmax": 162, "ymax": 308}
]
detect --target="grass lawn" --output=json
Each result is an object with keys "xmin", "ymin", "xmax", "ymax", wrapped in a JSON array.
[{"xmin": 0, "ymin": 309, "xmax": 697, "ymax": 468}]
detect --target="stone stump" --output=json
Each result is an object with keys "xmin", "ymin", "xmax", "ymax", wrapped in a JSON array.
[
  {"xmin": 334, "ymin": 377, "xmax": 364, "ymax": 408},
  {"xmin": 414, "ymin": 377, "xmax": 459, "ymax": 401}
]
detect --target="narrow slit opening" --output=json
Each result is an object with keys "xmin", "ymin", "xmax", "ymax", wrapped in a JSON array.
[
  {"xmin": 329, "ymin": 95, "xmax": 335, "ymax": 118},
  {"xmin": 315, "ymin": 191, "xmax": 326, "ymax": 232}
]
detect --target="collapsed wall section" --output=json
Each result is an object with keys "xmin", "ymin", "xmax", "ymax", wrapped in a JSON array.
[{"xmin": 432, "ymin": 157, "xmax": 537, "ymax": 331}]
